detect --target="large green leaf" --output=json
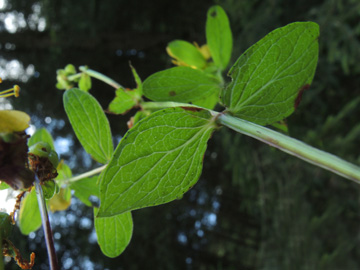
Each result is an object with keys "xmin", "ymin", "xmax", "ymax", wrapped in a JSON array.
[
  {"xmin": 98, "ymin": 107, "xmax": 216, "ymax": 217},
  {"xmin": 222, "ymin": 22, "xmax": 319, "ymax": 125},
  {"xmin": 71, "ymin": 176, "xmax": 99, "ymax": 207},
  {"xmin": 206, "ymin": 5, "xmax": 232, "ymax": 70},
  {"xmin": 94, "ymin": 209, "xmax": 133, "ymax": 258},
  {"xmin": 18, "ymin": 188, "xmax": 41, "ymax": 235},
  {"xmin": 143, "ymin": 66, "xmax": 220, "ymax": 105},
  {"xmin": 28, "ymin": 128, "xmax": 55, "ymax": 150},
  {"xmin": 63, "ymin": 88, "xmax": 113, "ymax": 164}
]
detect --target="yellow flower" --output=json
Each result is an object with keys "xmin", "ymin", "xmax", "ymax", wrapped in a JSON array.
[
  {"xmin": 0, "ymin": 79, "xmax": 30, "ymax": 133},
  {"xmin": 0, "ymin": 110, "xmax": 30, "ymax": 133},
  {"xmin": 193, "ymin": 42, "xmax": 211, "ymax": 61}
]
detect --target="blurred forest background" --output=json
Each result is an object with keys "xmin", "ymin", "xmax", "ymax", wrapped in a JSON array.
[{"xmin": 1, "ymin": 0, "xmax": 360, "ymax": 269}]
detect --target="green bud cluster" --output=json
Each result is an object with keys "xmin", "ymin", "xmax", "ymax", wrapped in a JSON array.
[{"xmin": 29, "ymin": 142, "xmax": 59, "ymax": 168}]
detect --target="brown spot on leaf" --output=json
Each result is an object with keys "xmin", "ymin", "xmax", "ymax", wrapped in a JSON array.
[
  {"xmin": 294, "ymin": 84, "xmax": 310, "ymax": 109},
  {"xmin": 210, "ymin": 10, "xmax": 217, "ymax": 17},
  {"xmin": 180, "ymin": 106, "xmax": 204, "ymax": 112},
  {"xmin": 169, "ymin": 91, "xmax": 176, "ymax": 96}
]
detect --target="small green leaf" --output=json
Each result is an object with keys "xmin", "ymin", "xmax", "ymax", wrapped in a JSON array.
[
  {"xmin": 55, "ymin": 162, "xmax": 72, "ymax": 185},
  {"xmin": 79, "ymin": 72, "xmax": 92, "ymax": 92},
  {"xmin": 0, "ymin": 212, "xmax": 12, "ymax": 238},
  {"xmin": 98, "ymin": 107, "xmax": 216, "ymax": 217},
  {"xmin": 129, "ymin": 110, "xmax": 151, "ymax": 128},
  {"xmin": 18, "ymin": 188, "xmax": 41, "ymax": 235},
  {"xmin": 42, "ymin": 180, "xmax": 57, "ymax": 200},
  {"xmin": 94, "ymin": 208, "xmax": 133, "ymax": 258},
  {"xmin": 71, "ymin": 176, "xmax": 99, "ymax": 207},
  {"xmin": 0, "ymin": 182, "xmax": 9, "ymax": 190},
  {"xmin": 28, "ymin": 128, "xmax": 55, "ymax": 150},
  {"xmin": 143, "ymin": 66, "xmax": 220, "ymax": 105},
  {"xmin": 222, "ymin": 22, "xmax": 319, "ymax": 125},
  {"xmin": 63, "ymin": 88, "xmax": 113, "ymax": 164},
  {"xmin": 108, "ymin": 89, "xmax": 137, "ymax": 115},
  {"xmin": 130, "ymin": 65, "xmax": 143, "ymax": 95},
  {"xmin": 206, "ymin": 5, "xmax": 233, "ymax": 70},
  {"xmin": 167, "ymin": 40, "xmax": 207, "ymax": 69},
  {"xmin": 64, "ymin": 64, "xmax": 76, "ymax": 75}
]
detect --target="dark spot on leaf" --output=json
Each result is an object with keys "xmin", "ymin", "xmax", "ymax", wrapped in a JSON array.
[
  {"xmin": 210, "ymin": 11, "xmax": 217, "ymax": 17},
  {"xmin": 294, "ymin": 84, "xmax": 310, "ymax": 109},
  {"xmin": 180, "ymin": 106, "xmax": 204, "ymax": 112},
  {"xmin": 169, "ymin": 91, "xmax": 176, "ymax": 96}
]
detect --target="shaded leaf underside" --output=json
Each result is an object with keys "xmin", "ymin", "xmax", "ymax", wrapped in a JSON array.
[{"xmin": 98, "ymin": 107, "xmax": 216, "ymax": 217}]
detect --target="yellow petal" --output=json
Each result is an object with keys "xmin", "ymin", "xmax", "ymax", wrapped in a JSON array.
[
  {"xmin": 198, "ymin": 44, "xmax": 211, "ymax": 60},
  {"xmin": 48, "ymin": 187, "xmax": 71, "ymax": 212},
  {"xmin": 0, "ymin": 110, "xmax": 30, "ymax": 133}
]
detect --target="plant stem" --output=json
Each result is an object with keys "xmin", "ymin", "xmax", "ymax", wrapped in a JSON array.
[
  {"xmin": 0, "ymin": 230, "xmax": 3, "ymax": 270},
  {"xmin": 34, "ymin": 175, "xmax": 59, "ymax": 270},
  {"xmin": 66, "ymin": 164, "xmax": 107, "ymax": 184},
  {"xmin": 141, "ymin": 101, "xmax": 200, "ymax": 111},
  {"xmin": 217, "ymin": 113, "xmax": 360, "ymax": 183},
  {"xmin": 79, "ymin": 66, "xmax": 124, "ymax": 90}
]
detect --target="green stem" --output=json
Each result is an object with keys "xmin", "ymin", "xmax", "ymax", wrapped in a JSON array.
[
  {"xmin": 79, "ymin": 66, "xmax": 124, "ymax": 89},
  {"xmin": 34, "ymin": 175, "xmax": 59, "ymax": 270},
  {"xmin": 66, "ymin": 164, "xmax": 107, "ymax": 184},
  {"xmin": 217, "ymin": 113, "xmax": 360, "ymax": 183},
  {"xmin": 67, "ymin": 73, "xmax": 81, "ymax": 81},
  {"xmin": 0, "ymin": 230, "xmax": 3, "ymax": 270},
  {"xmin": 141, "ymin": 101, "xmax": 200, "ymax": 111}
]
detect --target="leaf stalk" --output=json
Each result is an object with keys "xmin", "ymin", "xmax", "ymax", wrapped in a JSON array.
[
  {"xmin": 217, "ymin": 113, "xmax": 360, "ymax": 182},
  {"xmin": 65, "ymin": 164, "xmax": 107, "ymax": 184},
  {"xmin": 79, "ymin": 66, "xmax": 124, "ymax": 90}
]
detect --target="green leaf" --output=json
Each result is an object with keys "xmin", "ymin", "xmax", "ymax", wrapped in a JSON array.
[
  {"xmin": 18, "ymin": 188, "xmax": 41, "ymax": 235},
  {"xmin": 0, "ymin": 182, "xmax": 9, "ymax": 190},
  {"xmin": 98, "ymin": 107, "xmax": 216, "ymax": 217},
  {"xmin": 63, "ymin": 88, "xmax": 113, "ymax": 164},
  {"xmin": 130, "ymin": 65, "xmax": 143, "ymax": 95},
  {"xmin": 108, "ymin": 66, "xmax": 142, "ymax": 115},
  {"xmin": 143, "ymin": 66, "xmax": 220, "ymax": 105},
  {"xmin": 71, "ymin": 176, "xmax": 99, "ymax": 207},
  {"xmin": 108, "ymin": 89, "xmax": 137, "ymax": 115},
  {"xmin": 94, "ymin": 208, "xmax": 133, "ymax": 258},
  {"xmin": 79, "ymin": 72, "xmax": 92, "ymax": 92},
  {"xmin": 222, "ymin": 22, "xmax": 319, "ymax": 125},
  {"xmin": 167, "ymin": 40, "xmax": 207, "ymax": 69},
  {"xmin": 42, "ymin": 180, "xmax": 57, "ymax": 200},
  {"xmin": 28, "ymin": 128, "xmax": 55, "ymax": 150},
  {"xmin": 206, "ymin": 5, "xmax": 233, "ymax": 70},
  {"xmin": 192, "ymin": 93, "xmax": 219, "ymax": 110},
  {"xmin": 64, "ymin": 64, "xmax": 76, "ymax": 75},
  {"xmin": 55, "ymin": 162, "xmax": 72, "ymax": 185},
  {"xmin": 0, "ymin": 212, "xmax": 12, "ymax": 238}
]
